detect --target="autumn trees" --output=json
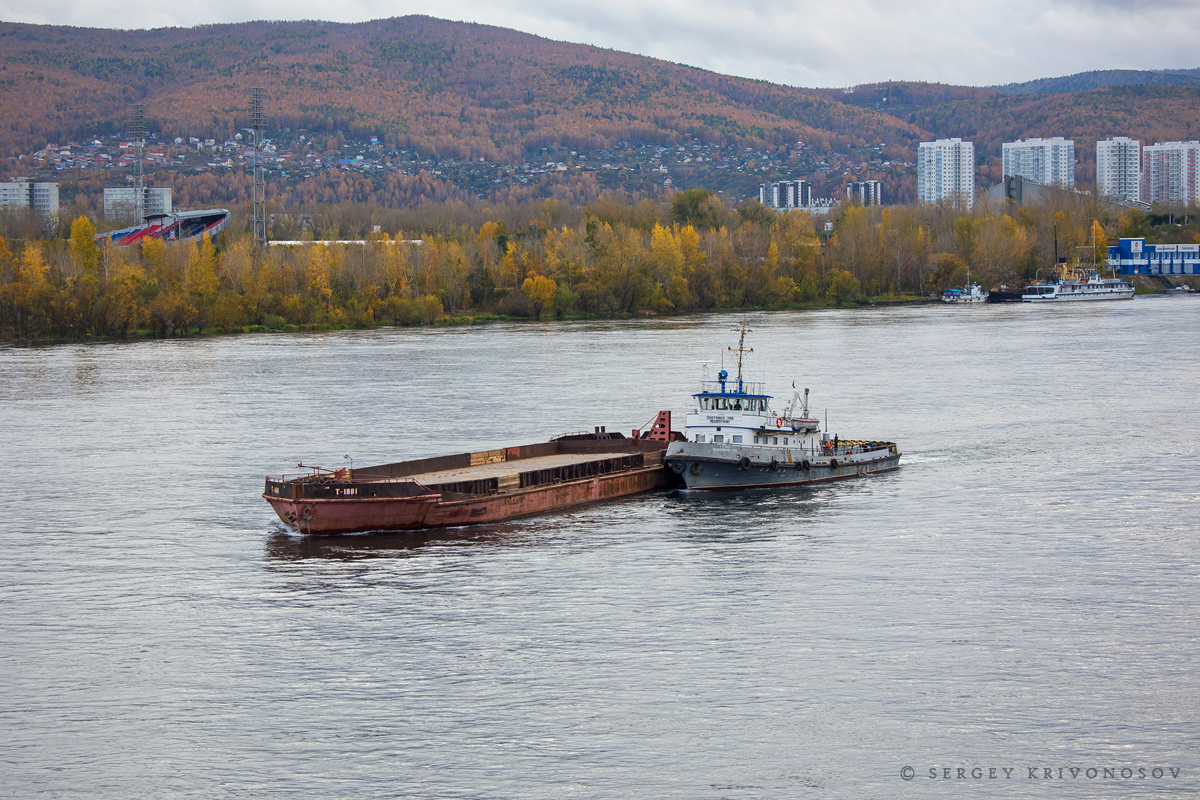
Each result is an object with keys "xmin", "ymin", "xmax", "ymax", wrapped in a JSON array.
[{"xmin": 1, "ymin": 192, "xmax": 1193, "ymax": 340}]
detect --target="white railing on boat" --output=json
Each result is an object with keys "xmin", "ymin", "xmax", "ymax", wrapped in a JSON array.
[{"xmin": 696, "ymin": 379, "xmax": 769, "ymax": 396}]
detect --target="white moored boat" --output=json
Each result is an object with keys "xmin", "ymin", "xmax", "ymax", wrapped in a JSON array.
[
  {"xmin": 942, "ymin": 267, "xmax": 989, "ymax": 303},
  {"xmin": 1022, "ymin": 272, "xmax": 1134, "ymax": 302},
  {"xmin": 664, "ymin": 325, "xmax": 900, "ymax": 490},
  {"xmin": 1023, "ymin": 228, "xmax": 1135, "ymax": 302},
  {"xmin": 942, "ymin": 283, "xmax": 989, "ymax": 303}
]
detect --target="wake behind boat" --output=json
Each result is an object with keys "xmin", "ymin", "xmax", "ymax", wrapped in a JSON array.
[{"xmin": 664, "ymin": 326, "xmax": 900, "ymax": 490}]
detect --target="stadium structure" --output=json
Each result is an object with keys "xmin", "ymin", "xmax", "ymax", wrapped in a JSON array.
[{"xmin": 101, "ymin": 208, "xmax": 231, "ymax": 246}]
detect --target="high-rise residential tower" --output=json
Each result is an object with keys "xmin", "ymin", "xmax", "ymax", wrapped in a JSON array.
[
  {"xmin": 846, "ymin": 180, "xmax": 882, "ymax": 206},
  {"xmin": 1142, "ymin": 141, "xmax": 1200, "ymax": 205},
  {"xmin": 917, "ymin": 138, "xmax": 975, "ymax": 208},
  {"xmin": 759, "ymin": 179, "xmax": 811, "ymax": 210},
  {"xmin": 1001, "ymin": 137, "xmax": 1075, "ymax": 188},
  {"xmin": 1096, "ymin": 137, "xmax": 1141, "ymax": 203}
]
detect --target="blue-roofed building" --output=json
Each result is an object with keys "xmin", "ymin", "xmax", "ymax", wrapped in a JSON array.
[{"xmin": 1108, "ymin": 238, "xmax": 1200, "ymax": 275}]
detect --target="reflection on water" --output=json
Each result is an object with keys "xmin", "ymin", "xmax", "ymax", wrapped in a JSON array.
[
  {"xmin": 263, "ymin": 483, "xmax": 840, "ymax": 557},
  {"xmin": 264, "ymin": 522, "xmax": 531, "ymax": 560}
]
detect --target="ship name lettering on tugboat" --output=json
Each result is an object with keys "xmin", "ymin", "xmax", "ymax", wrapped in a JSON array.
[{"xmin": 706, "ymin": 415, "xmax": 734, "ymax": 424}]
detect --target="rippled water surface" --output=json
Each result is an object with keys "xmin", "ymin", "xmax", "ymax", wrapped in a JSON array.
[{"xmin": 3, "ymin": 300, "xmax": 1199, "ymax": 798}]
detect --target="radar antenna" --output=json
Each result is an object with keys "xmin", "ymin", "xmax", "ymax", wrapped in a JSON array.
[{"xmin": 728, "ymin": 323, "xmax": 753, "ymax": 389}]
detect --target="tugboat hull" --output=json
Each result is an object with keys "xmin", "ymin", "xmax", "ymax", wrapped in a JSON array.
[{"xmin": 666, "ymin": 442, "xmax": 900, "ymax": 490}]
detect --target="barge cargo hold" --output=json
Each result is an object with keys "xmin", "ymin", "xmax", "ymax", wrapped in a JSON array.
[{"xmin": 264, "ymin": 418, "xmax": 677, "ymax": 535}]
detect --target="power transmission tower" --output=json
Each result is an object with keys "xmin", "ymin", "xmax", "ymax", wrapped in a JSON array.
[
  {"xmin": 129, "ymin": 104, "xmax": 145, "ymax": 223},
  {"xmin": 249, "ymin": 87, "xmax": 267, "ymax": 248}
]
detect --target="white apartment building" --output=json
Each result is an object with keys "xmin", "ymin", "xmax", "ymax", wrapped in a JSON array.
[
  {"xmin": 1001, "ymin": 137, "xmax": 1075, "ymax": 188},
  {"xmin": 103, "ymin": 187, "xmax": 173, "ymax": 221},
  {"xmin": 846, "ymin": 180, "xmax": 882, "ymax": 206},
  {"xmin": 917, "ymin": 138, "xmax": 975, "ymax": 208},
  {"xmin": 1095, "ymin": 137, "xmax": 1141, "ymax": 204},
  {"xmin": 759, "ymin": 179, "xmax": 811, "ymax": 210},
  {"xmin": 1142, "ymin": 141, "xmax": 1200, "ymax": 205},
  {"xmin": 0, "ymin": 179, "xmax": 59, "ymax": 216}
]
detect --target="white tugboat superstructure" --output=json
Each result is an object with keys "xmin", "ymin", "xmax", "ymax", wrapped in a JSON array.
[{"xmin": 664, "ymin": 325, "xmax": 901, "ymax": 490}]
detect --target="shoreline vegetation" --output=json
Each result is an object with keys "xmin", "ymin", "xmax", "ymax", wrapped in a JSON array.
[{"xmin": 1, "ymin": 190, "xmax": 1194, "ymax": 343}]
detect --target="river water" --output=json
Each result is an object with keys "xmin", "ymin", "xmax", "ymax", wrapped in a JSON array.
[{"xmin": 2, "ymin": 299, "xmax": 1199, "ymax": 799}]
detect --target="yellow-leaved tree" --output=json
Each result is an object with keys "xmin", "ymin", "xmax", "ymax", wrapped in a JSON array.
[
  {"xmin": 69, "ymin": 217, "xmax": 99, "ymax": 278},
  {"xmin": 521, "ymin": 274, "xmax": 557, "ymax": 319}
]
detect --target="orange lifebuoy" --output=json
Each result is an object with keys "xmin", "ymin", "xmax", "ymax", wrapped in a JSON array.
[{"xmin": 775, "ymin": 417, "xmax": 783, "ymax": 427}]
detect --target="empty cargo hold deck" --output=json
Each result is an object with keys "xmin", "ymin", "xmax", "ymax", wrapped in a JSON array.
[{"xmin": 388, "ymin": 450, "xmax": 663, "ymax": 486}]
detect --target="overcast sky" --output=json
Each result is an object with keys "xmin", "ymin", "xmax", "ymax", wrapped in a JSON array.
[{"xmin": 2, "ymin": 0, "xmax": 1198, "ymax": 88}]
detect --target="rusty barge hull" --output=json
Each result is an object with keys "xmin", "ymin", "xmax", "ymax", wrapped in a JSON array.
[
  {"xmin": 264, "ymin": 432, "xmax": 671, "ymax": 535},
  {"xmin": 265, "ymin": 466, "xmax": 665, "ymax": 534}
]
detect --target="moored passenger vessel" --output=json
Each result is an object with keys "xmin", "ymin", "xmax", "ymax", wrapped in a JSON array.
[
  {"xmin": 1021, "ymin": 271, "xmax": 1134, "ymax": 302},
  {"xmin": 664, "ymin": 326, "xmax": 900, "ymax": 490}
]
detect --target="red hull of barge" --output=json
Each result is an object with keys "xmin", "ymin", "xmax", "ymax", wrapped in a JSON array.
[
  {"xmin": 264, "ymin": 416, "xmax": 681, "ymax": 535},
  {"xmin": 264, "ymin": 466, "xmax": 666, "ymax": 535}
]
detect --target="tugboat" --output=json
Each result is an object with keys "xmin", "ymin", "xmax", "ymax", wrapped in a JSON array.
[
  {"xmin": 942, "ymin": 283, "xmax": 989, "ymax": 303},
  {"xmin": 942, "ymin": 266, "xmax": 989, "ymax": 303},
  {"xmin": 664, "ymin": 326, "xmax": 900, "ymax": 490}
]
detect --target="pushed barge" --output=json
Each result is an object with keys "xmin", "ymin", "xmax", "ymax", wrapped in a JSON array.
[
  {"xmin": 664, "ymin": 326, "xmax": 900, "ymax": 490},
  {"xmin": 264, "ymin": 415, "xmax": 678, "ymax": 535}
]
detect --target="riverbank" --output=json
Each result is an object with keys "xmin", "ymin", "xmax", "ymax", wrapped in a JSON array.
[
  {"xmin": 1131, "ymin": 275, "xmax": 1197, "ymax": 293},
  {"xmin": 1, "ymin": 293, "xmax": 937, "ymax": 346}
]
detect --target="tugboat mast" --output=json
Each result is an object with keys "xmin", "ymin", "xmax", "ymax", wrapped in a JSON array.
[{"xmin": 728, "ymin": 323, "xmax": 753, "ymax": 392}]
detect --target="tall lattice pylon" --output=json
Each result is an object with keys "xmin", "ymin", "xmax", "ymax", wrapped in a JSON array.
[
  {"xmin": 129, "ymin": 104, "xmax": 146, "ymax": 223},
  {"xmin": 249, "ymin": 87, "xmax": 266, "ymax": 248}
]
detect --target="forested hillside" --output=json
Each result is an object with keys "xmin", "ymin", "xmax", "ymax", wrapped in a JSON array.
[
  {"xmin": 990, "ymin": 69, "xmax": 1200, "ymax": 95},
  {"xmin": 2, "ymin": 17, "xmax": 1200, "ymax": 210},
  {"xmin": 0, "ymin": 17, "xmax": 923, "ymax": 159}
]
